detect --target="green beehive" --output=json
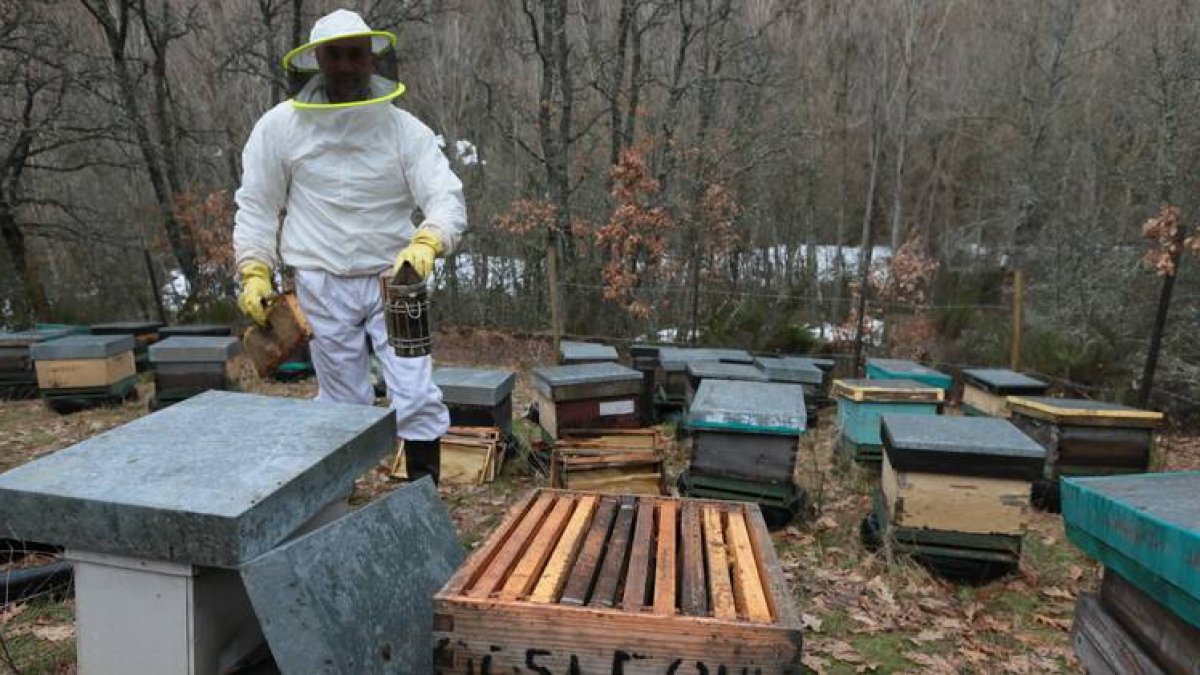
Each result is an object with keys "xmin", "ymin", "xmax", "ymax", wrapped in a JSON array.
[{"xmin": 833, "ymin": 378, "xmax": 943, "ymax": 463}]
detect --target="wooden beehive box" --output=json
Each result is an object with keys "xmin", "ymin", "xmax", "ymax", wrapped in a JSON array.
[
  {"xmin": 684, "ymin": 360, "xmax": 768, "ymax": 406},
  {"xmin": 558, "ymin": 340, "xmax": 619, "ymax": 365},
  {"xmin": 833, "ymin": 378, "xmax": 942, "ymax": 463},
  {"xmin": 149, "ymin": 336, "xmax": 242, "ymax": 405},
  {"xmin": 30, "ymin": 335, "xmax": 137, "ymax": 391},
  {"xmin": 242, "ymin": 293, "xmax": 313, "ymax": 378},
  {"xmin": 655, "ymin": 347, "xmax": 754, "ymax": 404},
  {"xmin": 532, "ymin": 363, "xmax": 644, "ymax": 439},
  {"xmin": 879, "ymin": 415, "xmax": 1045, "ymax": 563},
  {"xmin": 434, "ymin": 490, "xmax": 802, "ymax": 673},
  {"xmin": 433, "ymin": 368, "xmax": 516, "ymax": 434},
  {"xmin": 551, "ymin": 431, "xmax": 666, "ymax": 495},
  {"xmin": 1008, "ymin": 397, "xmax": 1163, "ymax": 486},
  {"xmin": 959, "ymin": 368, "xmax": 1048, "ymax": 418}
]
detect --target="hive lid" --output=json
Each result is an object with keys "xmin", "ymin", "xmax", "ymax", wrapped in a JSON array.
[
  {"xmin": 1061, "ymin": 472, "xmax": 1200, "ymax": 630},
  {"xmin": 532, "ymin": 362, "xmax": 642, "ymax": 401},
  {"xmin": 559, "ymin": 340, "xmax": 619, "ymax": 362},
  {"xmin": 149, "ymin": 336, "xmax": 242, "ymax": 363},
  {"xmin": 89, "ymin": 320, "xmax": 163, "ymax": 335},
  {"xmin": 241, "ymin": 479, "xmax": 463, "ymax": 675},
  {"xmin": 0, "ymin": 391, "xmax": 395, "ymax": 567},
  {"xmin": 832, "ymin": 378, "xmax": 944, "ymax": 403},
  {"xmin": 962, "ymin": 368, "xmax": 1048, "ymax": 395},
  {"xmin": 158, "ymin": 324, "xmax": 233, "ymax": 337},
  {"xmin": 687, "ymin": 361, "xmax": 768, "ymax": 382},
  {"xmin": 28, "ymin": 334, "xmax": 136, "ymax": 360},
  {"xmin": 0, "ymin": 328, "xmax": 72, "ymax": 348},
  {"xmin": 433, "ymin": 367, "xmax": 516, "ymax": 406},
  {"xmin": 754, "ymin": 357, "xmax": 823, "ymax": 385},
  {"xmin": 1007, "ymin": 396, "xmax": 1163, "ymax": 428},
  {"xmin": 657, "ymin": 347, "xmax": 754, "ymax": 372},
  {"xmin": 881, "ymin": 415, "xmax": 1045, "ymax": 480},
  {"xmin": 687, "ymin": 379, "xmax": 806, "ymax": 435},
  {"xmin": 866, "ymin": 358, "xmax": 951, "ymax": 387}
]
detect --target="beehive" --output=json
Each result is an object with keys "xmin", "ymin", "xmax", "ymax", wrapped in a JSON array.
[
  {"xmin": 878, "ymin": 415, "xmax": 1045, "ymax": 566},
  {"xmin": 551, "ymin": 430, "xmax": 665, "ymax": 495},
  {"xmin": 558, "ymin": 340, "xmax": 619, "ymax": 365},
  {"xmin": 655, "ymin": 347, "xmax": 753, "ymax": 405},
  {"xmin": 149, "ymin": 336, "xmax": 241, "ymax": 407},
  {"xmin": 90, "ymin": 320, "xmax": 162, "ymax": 372},
  {"xmin": 1008, "ymin": 396, "xmax": 1163, "ymax": 509},
  {"xmin": 433, "ymin": 490, "xmax": 802, "ymax": 673},
  {"xmin": 532, "ymin": 363, "xmax": 643, "ymax": 439},
  {"xmin": 833, "ymin": 378, "xmax": 942, "ymax": 463},
  {"xmin": 30, "ymin": 334, "xmax": 137, "ymax": 410},
  {"xmin": 684, "ymin": 360, "xmax": 767, "ymax": 405},
  {"xmin": 865, "ymin": 358, "xmax": 952, "ymax": 391},
  {"xmin": 433, "ymin": 367, "xmax": 516, "ymax": 434},
  {"xmin": 960, "ymin": 368, "xmax": 1048, "ymax": 418},
  {"xmin": 1063, "ymin": 472, "xmax": 1200, "ymax": 674},
  {"xmin": 0, "ymin": 328, "xmax": 72, "ymax": 399}
]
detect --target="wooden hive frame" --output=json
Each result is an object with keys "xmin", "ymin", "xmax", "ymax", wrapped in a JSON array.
[
  {"xmin": 390, "ymin": 426, "xmax": 504, "ymax": 485},
  {"xmin": 241, "ymin": 293, "xmax": 313, "ymax": 378},
  {"xmin": 434, "ymin": 489, "xmax": 802, "ymax": 673}
]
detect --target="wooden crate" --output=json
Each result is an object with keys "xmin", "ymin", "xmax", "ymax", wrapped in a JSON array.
[
  {"xmin": 551, "ymin": 440, "xmax": 664, "ymax": 495},
  {"xmin": 1074, "ymin": 570, "xmax": 1200, "ymax": 675},
  {"xmin": 434, "ymin": 490, "xmax": 802, "ymax": 673},
  {"xmin": 390, "ymin": 427, "xmax": 504, "ymax": 485},
  {"xmin": 242, "ymin": 293, "xmax": 313, "ymax": 378},
  {"xmin": 35, "ymin": 351, "xmax": 136, "ymax": 390}
]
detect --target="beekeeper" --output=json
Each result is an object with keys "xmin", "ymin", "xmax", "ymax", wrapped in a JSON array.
[{"xmin": 232, "ymin": 9, "xmax": 465, "ymax": 485}]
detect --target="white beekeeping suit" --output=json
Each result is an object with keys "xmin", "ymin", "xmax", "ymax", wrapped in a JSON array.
[{"xmin": 232, "ymin": 9, "xmax": 466, "ymax": 483}]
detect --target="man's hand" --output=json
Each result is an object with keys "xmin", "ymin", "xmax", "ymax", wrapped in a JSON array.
[
  {"xmin": 391, "ymin": 228, "xmax": 444, "ymax": 280},
  {"xmin": 237, "ymin": 261, "xmax": 274, "ymax": 326}
]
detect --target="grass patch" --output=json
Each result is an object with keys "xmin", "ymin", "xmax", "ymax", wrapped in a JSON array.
[{"xmin": 1, "ymin": 597, "xmax": 75, "ymax": 674}]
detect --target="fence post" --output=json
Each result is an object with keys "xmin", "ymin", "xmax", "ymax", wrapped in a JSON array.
[{"xmin": 1010, "ymin": 268, "xmax": 1023, "ymax": 371}]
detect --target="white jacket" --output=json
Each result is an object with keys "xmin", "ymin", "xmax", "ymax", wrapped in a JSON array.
[{"xmin": 233, "ymin": 76, "xmax": 466, "ymax": 276}]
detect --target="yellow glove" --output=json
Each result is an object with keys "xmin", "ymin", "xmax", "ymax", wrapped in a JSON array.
[
  {"xmin": 237, "ymin": 261, "xmax": 274, "ymax": 326},
  {"xmin": 391, "ymin": 228, "xmax": 444, "ymax": 280}
]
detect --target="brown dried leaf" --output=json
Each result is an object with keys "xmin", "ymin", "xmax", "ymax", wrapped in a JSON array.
[
  {"xmin": 1040, "ymin": 587, "xmax": 1074, "ymax": 601},
  {"xmin": 1034, "ymin": 614, "xmax": 1073, "ymax": 632},
  {"xmin": 31, "ymin": 624, "xmax": 74, "ymax": 642}
]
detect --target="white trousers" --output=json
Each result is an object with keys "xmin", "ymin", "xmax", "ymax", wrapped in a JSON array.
[{"xmin": 295, "ymin": 268, "xmax": 449, "ymax": 441}]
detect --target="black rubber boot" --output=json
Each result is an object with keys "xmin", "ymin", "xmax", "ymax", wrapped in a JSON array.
[{"xmin": 404, "ymin": 438, "xmax": 441, "ymax": 486}]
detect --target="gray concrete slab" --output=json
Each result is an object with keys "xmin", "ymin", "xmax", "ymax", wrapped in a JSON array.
[
  {"xmin": 149, "ymin": 336, "xmax": 242, "ymax": 363},
  {"xmin": 89, "ymin": 321, "xmax": 163, "ymax": 334},
  {"xmin": 241, "ymin": 479, "xmax": 463, "ymax": 675},
  {"xmin": 657, "ymin": 347, "xmax": 754, "ymax": 372},
  {"xmin": 881, "ymin": 414, "xmax": 1045, "ymax": 479},
  {"xmin": 559, "ymin": 340, "xmax": 619, "ymax": 362},
  {"xmin": 533, "ymin": 362, "xmax": 642, "ymax": 401},
  {"xmin": 0, "ymin": 391, "xmax": 395, "ymax": 567},
  {"xmin": 962, "ymin": 368, "xmax": 1048, "ymax": 394},
  {"xmin": 687, "ymin": 379, "xmax": 807, "ymax": 435},
  {"xmin": 158, "ymin": 324, "xmax": 233, "ymax": 337},
  {"xmin": 29, "ymin": 334, "xmax": 135, "ymax": 360},
  {"xmin": 755, "ymin": 357, "xmax": 824, "ymax": 385},
  {"xmin": 688, "ymin": 361, "xmax": 768, "ymax": 382},
  {"xmin": 432, "ymin": 367, "xmax": 516, "ymax": 406}
]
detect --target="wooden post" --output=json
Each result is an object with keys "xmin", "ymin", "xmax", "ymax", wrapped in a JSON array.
[
  {"xmin": 1139, "ymin": 226, "xmax": 1186, "ymax": 408},
  {"xmin": 1010, "ymin": 268, "xmax": 1023, "ymax": 371},
  {"xmin": 547, "ymin": 228, "xmax": 562, "ymax": 355}
]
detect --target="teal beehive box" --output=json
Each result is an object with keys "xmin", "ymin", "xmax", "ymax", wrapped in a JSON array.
[
  {"xmin": 866, "ymin": 358, "xmax": 952, "ymax": 391},
  {"xmin": 1062, "ymin": 472, "xmax": 1200, "ymax": 629},
  {"xmin": 833, "ymin": 378, "xmax": 943, "ymax": 463}
]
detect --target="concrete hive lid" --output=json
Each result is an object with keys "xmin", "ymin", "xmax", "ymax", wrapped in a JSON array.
[
  {"xmin": 656, "ymin": 347, "xmax": 754, "ymax": 372},
  {"xmin": 0, "ymin": 329, "xmax": 71, "ymax": 348},
  {"xmin": 532, "ymin": 362, "xmax": 642, "ymax": 401},
  {"xmin": 686, "ymin": 360, "xmax": 768, "ymax": 382},
  {"xmin": 831, "ymin": 378, "xmax": 944, "ymax": 403},
  {"xmin": 89, "ymin": 320, "xmax": 163, "ymax": 334},
  {"xmin": 754, "ymin": 357, "xmax": 823, "ymax": 385},
  {"xmin": 432, "ymin": 367, "xmax": 516, "ymax": 406},
  {"xmin": 1007, "ymin": 396, "xmax": 1164, "ymax": 428},
  {"xmin": 149, "ymin": 336, "xmax": 242, "ymax": 363},
  {"xmin": 0, "ymin": 391, "xmax": 395, "ymax": 567},
  {"xmin": 558, "ymin": 340, "xmax": 619, "ymax": 361},
  {"xmin": 961, "ymin": 368, "xmax": 1048, "ymax": 395},
  {"xmin": 240, "ymin": 479, "xmax": 464, "ymax": 675},
  {"xmin": 687, "ymin": 379, "xmax": 807, "ymax": 435},
  {"xmin": 28, "ymin": 334, "xmax": 136, "ymax": 360},
  {"xmin": 881, "ymin": 414, "xmax": 1045, "ymax": 480},
  {"xmin": 158, "ymin": 324, "xmax": 233, "ymax": 337}
]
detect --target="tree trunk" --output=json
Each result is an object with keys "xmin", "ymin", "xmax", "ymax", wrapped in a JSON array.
[{"xmin": 0, "ymin": 207, "xmax": 49, "ymax": 321}]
